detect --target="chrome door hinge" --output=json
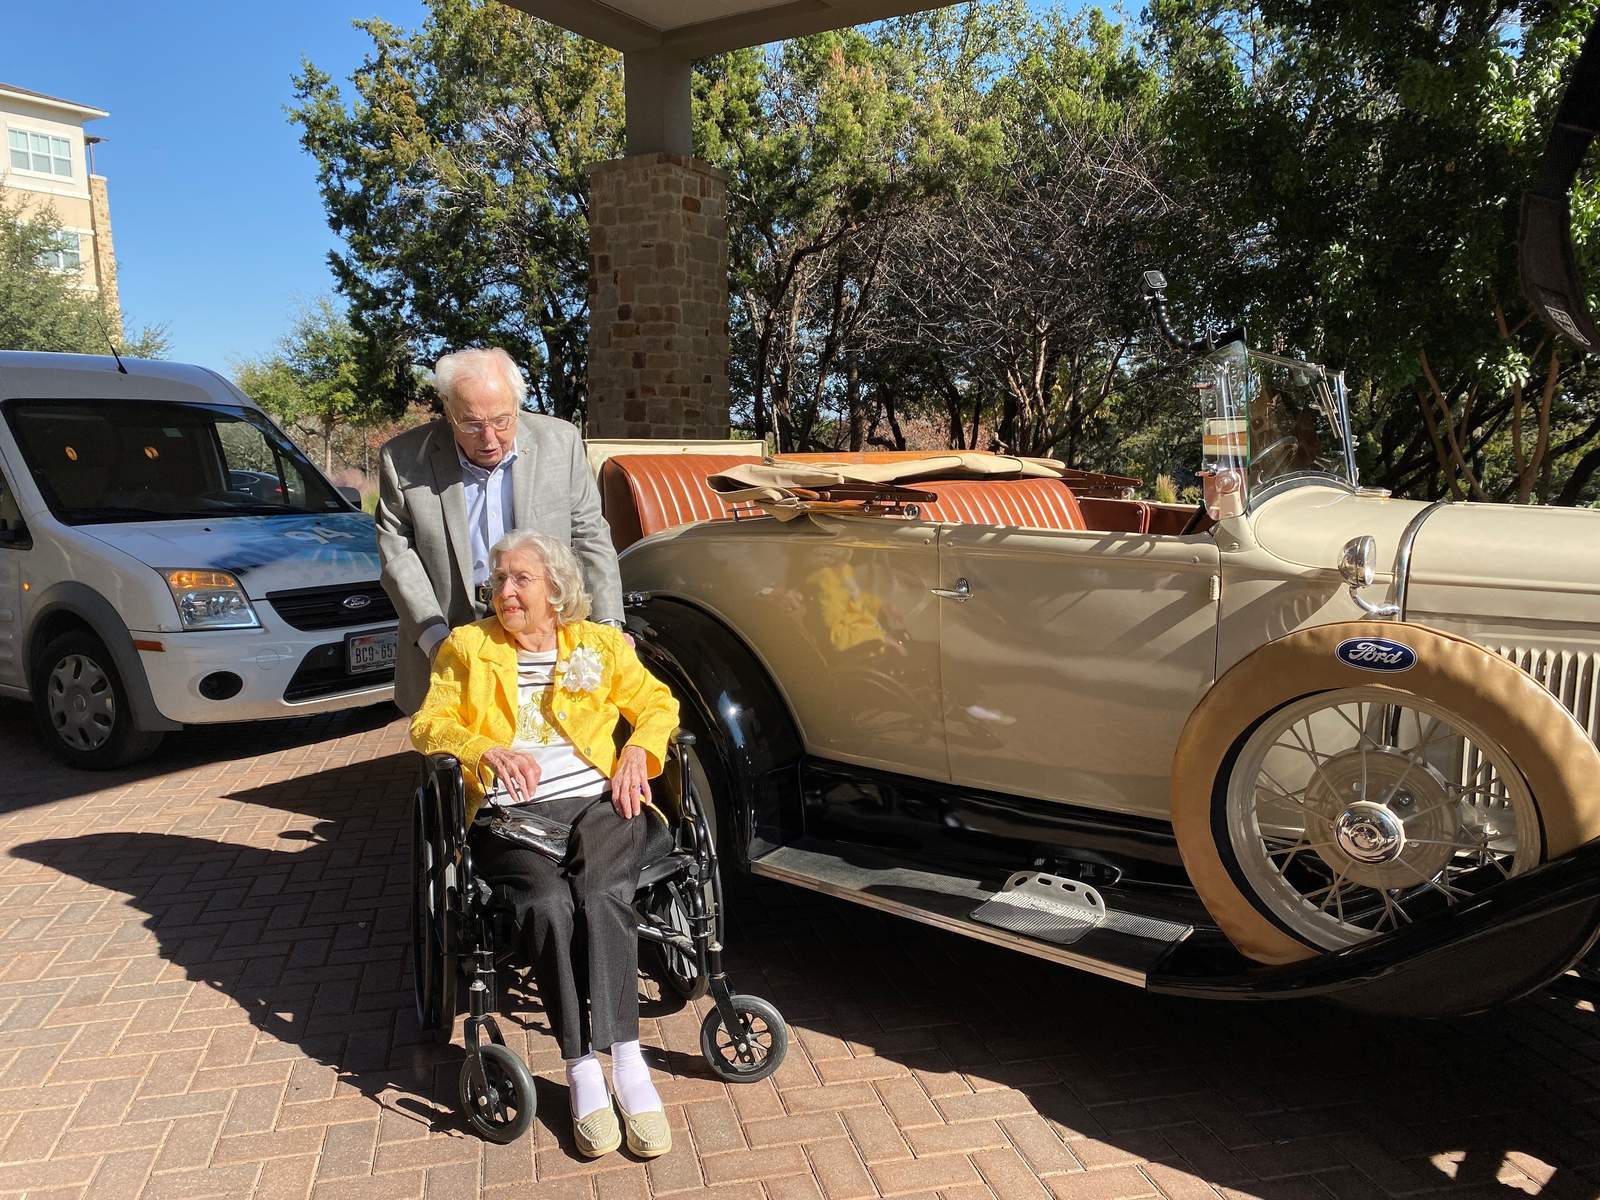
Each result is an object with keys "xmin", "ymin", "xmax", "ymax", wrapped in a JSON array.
[{"xmin": 1208, "ymin": 574, "xmax": 1221, "ymax": 603}]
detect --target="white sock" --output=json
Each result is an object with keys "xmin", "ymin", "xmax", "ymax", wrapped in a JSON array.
[
  {"xmin": 564, "ymin": 1053, "xmax": 610, "ymax": 1119},
  {"xmin": 608, "ymin": 1039, "xmax": 663, "ymax": 1115}
]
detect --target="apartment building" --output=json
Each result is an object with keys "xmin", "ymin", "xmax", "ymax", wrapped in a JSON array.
[{"xmin": 0, "ymin": 83, "xmax": 119, "ymax": 331}]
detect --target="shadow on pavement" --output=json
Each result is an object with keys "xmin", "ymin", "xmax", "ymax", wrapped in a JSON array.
[
  {"xmin": 0, "ymin": 696, "xmax": 402, "ymax": 815},
  {"xmin": 9, "ymin": 751, "xmax": 737, "ymax": 1159},
  {"xmin": 10, "ymin": 738, "xmax": 1600, "ymax": 1190}
]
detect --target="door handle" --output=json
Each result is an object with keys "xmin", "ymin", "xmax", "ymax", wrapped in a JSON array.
[{"xmin": 931, "ymin": 577, "xmax": 971, "ymax": 601}]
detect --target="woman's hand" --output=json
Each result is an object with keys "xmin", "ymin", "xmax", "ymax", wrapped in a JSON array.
[
  {"xmin": 610, "ymin": 746, "xmax": 651, "ymax": 819},
  {"xmin": 481, "ymin": 747, "xmax": 543, "ymax": 805}
]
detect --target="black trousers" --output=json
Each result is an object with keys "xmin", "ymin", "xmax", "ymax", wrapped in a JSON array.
[{"xmin": 468, "ymin": 792, "xmax": 646, "ymax": 1058}]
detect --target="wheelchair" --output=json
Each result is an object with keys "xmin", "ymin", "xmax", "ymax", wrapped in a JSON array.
[{"xmin": 410, "ymin": 732, "xmax": 787, "ymax": 1143}]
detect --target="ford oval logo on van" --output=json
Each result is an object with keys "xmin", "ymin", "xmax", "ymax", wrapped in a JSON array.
[
  {"xmin": 1336, "ymin": 637, "xmax": 1416, "ymax": 672},
  {"xmin": 342, "ymin": 594, "xmax": 373, "ymax": 611}
]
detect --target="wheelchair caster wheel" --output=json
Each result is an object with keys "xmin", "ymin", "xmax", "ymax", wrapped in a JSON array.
[
  {"xmin": 699, "ymin": 995, "xmax": 787, "ymax": 1083},
  {"xmin": 459, "ymin": 1043, "xmax": 536, "ymax": 1143}
]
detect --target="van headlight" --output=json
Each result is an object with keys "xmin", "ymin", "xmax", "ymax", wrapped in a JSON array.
[{"xmin": 161, "ymin": 569, "xmax": 261, "ymax": 630}]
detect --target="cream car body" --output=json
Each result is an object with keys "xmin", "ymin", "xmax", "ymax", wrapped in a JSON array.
[{"xmin": 611, "ymin": 338, "xmax": 1600, "ymax": 1016}]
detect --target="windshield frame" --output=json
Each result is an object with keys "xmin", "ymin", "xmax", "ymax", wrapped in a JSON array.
[
  {"xmin": 0, "ymin": 396, "xmax": 356, "ymax": 526},
  {"xmin": 1203, "ymin": 342, "xmax": 1358, "ymax": 511}
]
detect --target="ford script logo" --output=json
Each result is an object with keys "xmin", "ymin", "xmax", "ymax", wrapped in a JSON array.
[
  {"xmin": 341, "ymin": 594, "xmax": 373, "ymax": 611},
  {"xmin": 1336, "ymin": 638, "xmax": 1416, "ymax": 673}
]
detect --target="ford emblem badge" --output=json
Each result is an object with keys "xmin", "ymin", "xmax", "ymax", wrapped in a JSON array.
[
  {"xmin": 341, "ymin": 594, "xmax": 373, "ymax": 611},
  {"xmin": 1336, "ymin": 637, "xmax": 1416, "ymax": 672}
]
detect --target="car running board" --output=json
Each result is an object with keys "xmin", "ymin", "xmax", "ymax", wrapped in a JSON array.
[{"xmin": 749, "ymin": 842, "xmax": 1193, "ymax": 988}]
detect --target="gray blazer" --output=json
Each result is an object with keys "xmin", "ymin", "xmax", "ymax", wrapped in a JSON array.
[{"xmin": 376, "ymin": 413, "xmax": 623, "ymax": 713}]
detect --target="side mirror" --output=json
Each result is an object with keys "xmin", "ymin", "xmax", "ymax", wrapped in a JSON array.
[
  {"xmin": 337, "ymin": 486, "xmax": 362, "ymax": 506},
  {"xmin": 1339, "ymin": 535, "xmax": 1399, "ymax": 617}
]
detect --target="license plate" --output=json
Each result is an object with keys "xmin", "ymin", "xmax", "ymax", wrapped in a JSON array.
[{"xmin": 347, "ymin": 630, "xmax": 398, "ymax": 674}]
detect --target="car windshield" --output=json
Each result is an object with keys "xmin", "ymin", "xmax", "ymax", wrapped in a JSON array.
[
  {"xmin": 1206, "ymin": 343, "xmax": 1356, "ymax": 500},
  {"xmin": 2, "ymin": 398, "xmax": 348, "ymax": 524}
]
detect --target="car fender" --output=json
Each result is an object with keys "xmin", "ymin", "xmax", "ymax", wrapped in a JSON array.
[
  {"xmin": 25, "ymin": 581, "xmax": 180, "ymax": 731},
  {"xmin": 1169, "ymin": 619, "xmax": 1600, "ymax": 965},
  {"xmin": 624, "ymin": 596, "xmax": 804, "ymax": 870}
]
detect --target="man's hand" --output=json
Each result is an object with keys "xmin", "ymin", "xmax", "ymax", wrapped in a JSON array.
[
  {"xmin": 610, "ymin": 746, "xmax": 651, "ymax": 819},
  {"xmin": 481, "ymin": 748, "xmax": 542, "ymax": 805}
]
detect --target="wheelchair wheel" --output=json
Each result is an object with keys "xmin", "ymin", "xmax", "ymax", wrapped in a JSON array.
[
  {"xmin": 410, "ymin": 791, "xmax": 455, "ymax": 1043},
  {"xmin": 699, "ymin": 995, "xmax": 787, "ymax": 1084},
  {"xmin": 458, "ymin": 1043, "xmax": 536, "ymax": 1144},
  {"xmin": 641, "ymin": 881, "xmax": 708, "ymax": 1003}
]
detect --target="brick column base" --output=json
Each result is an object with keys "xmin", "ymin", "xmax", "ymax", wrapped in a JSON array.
[{"xmin": 586, "ymin": 154, "xmax": 730, "ymax": 440}]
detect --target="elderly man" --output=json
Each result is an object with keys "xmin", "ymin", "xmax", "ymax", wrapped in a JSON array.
[{"xmin": 376, "ymin": 347, "xmax": 623, "ymax": 714}]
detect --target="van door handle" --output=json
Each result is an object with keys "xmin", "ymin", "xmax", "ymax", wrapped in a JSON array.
[{"xmin": 931, "ymin": 578, "xmax": 971, "ymax": 601}]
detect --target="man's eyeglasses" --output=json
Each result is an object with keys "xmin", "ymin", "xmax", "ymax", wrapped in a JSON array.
[
  {"xmin": 491, "ymin": 571, "xmax": 545, "ymax": 592},
  {"xmin": 451, "ymin": 413, "xmax": 517, "ymax": 436}
]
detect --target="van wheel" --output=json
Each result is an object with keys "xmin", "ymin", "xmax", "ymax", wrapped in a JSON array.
[{"xmin": 32, "ymin": 631, "xmax": 164, "ymax": 770}]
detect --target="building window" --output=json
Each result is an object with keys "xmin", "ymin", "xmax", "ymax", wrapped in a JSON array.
[
  {"xmin": 41, "ymin": 232, "xmax": 81, "ymax": 273},
  {"xmin": 7, "ymin": 129, "xmax": 73, "ymax": 177}
]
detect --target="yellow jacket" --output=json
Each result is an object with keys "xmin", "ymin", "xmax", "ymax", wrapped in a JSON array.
[{"xmin": 409, "ymin": 617, "xmax": 680, "ymax": 823}]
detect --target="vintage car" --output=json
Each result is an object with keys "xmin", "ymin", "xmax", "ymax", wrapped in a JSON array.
[{"xmin": 592, "ymin": 317, "xmax": 1600, "ymax": 1017}]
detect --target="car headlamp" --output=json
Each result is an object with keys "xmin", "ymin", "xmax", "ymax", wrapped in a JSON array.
[{"xmin": 161, "ymin": 569, "xmax": 260, "ymax": 630}]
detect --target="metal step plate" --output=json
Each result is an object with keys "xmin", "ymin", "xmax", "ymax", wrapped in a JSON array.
[
  {"xmin": 970, "ymin": 872, "xmax": 1190, "ymax": 947},
  {"xmin": 750, "ymin": 842, "xmax": 1194, "ymax": 988}
]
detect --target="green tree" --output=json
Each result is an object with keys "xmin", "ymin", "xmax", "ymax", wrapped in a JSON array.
[
  {"xmin": 0, "ymin": 193, "xmax": 168, "ymax": 358},
  {"xmin": 1148, "ymin": 0, "xmax": 1600, "ymax": 504},
  {"xmin": 233, "ymin": 299, "xmax": 386, "ymax": 472},
  {"xmin": 291, "ymin": 0, "xmax": 623, "ymax": 420}
]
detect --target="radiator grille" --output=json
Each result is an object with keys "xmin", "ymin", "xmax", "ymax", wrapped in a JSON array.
[{"xmin": 1494, "ymin": 645, "xmax": 1600, "ymax": 745}]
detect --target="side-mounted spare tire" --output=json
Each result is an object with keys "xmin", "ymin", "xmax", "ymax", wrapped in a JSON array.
[{"xmin": 1171, "ymin": 621, "xmax": 1600, "ymax": 965}]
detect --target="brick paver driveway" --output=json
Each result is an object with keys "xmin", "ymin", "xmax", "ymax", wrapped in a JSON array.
[{"xmin": 1, "ymin": 702, "xmax": 1597, "ymax": 1200}]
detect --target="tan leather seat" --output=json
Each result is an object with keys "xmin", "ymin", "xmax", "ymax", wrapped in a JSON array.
[
  {"xmin": 600, "ymin": 454, "xmax": 1088, "ymax": 552},
  {"xmin": 1077, "ymin": 496, "xmax": 1152, "ymax": 534},
  {"xmin": 915, "ymin": 478, "xmax": 1085, "ymax": 532},
  {"xmin": 600, "ymin": 454, "xmax": 758, "ymax": 551}
]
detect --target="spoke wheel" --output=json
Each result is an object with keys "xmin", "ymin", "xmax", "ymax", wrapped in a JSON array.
[
  {"xmin": 699, "ymin": 995, "xmax": 787, "ymax": 1083},
  {"xmin": 1224, "ymin": 687, "xmax": 1541, "ymax": 950},
  {"xmin": 458, "ymin": 1044, "xmax": 535, "ymax": 1144}
]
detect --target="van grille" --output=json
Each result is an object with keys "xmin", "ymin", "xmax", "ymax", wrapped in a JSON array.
[
  {"xmin": 267, "ymin": 582, "xmax": 397, "ymax": 631},
  {"xmin": 1494, "ymin": 645, "xmax": 1600, "ymax": 745}
]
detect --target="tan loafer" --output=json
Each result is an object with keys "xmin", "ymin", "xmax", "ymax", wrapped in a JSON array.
[
  {"xmin": 572, "ymin": 1102, "xmax": 622, "ymax": 1158},
  {"xmin": 617, "ymin": 1103, "xmax": 671, "ymax": 1159}
]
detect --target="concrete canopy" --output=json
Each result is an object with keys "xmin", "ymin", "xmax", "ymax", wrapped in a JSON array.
[{"xmin": 499, "ymin": 1, "xmax": 958, "ymax": 58}]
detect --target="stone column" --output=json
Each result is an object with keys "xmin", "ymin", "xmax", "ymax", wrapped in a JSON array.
[
  {"xmin": 585, "ymin": 153, "xmax": 730, "ymax": 439},
  {"xmin": 88, "ymin": 174, "xmax": 121, "ymax": 337}
]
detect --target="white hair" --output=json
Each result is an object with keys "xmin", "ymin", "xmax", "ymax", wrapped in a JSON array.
[
  {"xmin": 490, "ymin": 530, "xmax": 592, "ymax": 627},
  {"xmin": 433, "ymin": 347, "xmax": 527, "ymax": 412}
]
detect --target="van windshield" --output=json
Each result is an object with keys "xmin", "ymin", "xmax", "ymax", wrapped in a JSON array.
[{"xmin": 2, "ymin": 399, "xmax": 348, "ymax": 524}]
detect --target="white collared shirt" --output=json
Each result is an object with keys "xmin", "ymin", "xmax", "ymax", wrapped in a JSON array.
[{"xmin": 456, "ymin": 439, "xmax": 519, "ymax": 590}]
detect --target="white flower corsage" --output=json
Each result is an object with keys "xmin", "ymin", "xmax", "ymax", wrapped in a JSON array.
[{"xmin": 559, "ymin": 644, "xmax": 605, "ymax": 694}]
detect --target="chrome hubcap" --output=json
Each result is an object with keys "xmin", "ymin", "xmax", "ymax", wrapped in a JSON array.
[
  {"xmin": 1226, "ymin": 688, "xmax": 1539, "ymax": 950},
  {"xmin": 46, "ymin": 654, "xmax": 116, "ymax": 751},
  {"xmin": 1334, "ymin": 803, "xmax": 1404, "ymax": 864}
]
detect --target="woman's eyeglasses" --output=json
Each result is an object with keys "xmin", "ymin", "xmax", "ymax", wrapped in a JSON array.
[
  {"xmin": 451, "ymin": 413, "xmax": 517, "ymax": 436},
  {"xmin": 491, "ymin": 571, "xmax": 545, "ymax": 592}
]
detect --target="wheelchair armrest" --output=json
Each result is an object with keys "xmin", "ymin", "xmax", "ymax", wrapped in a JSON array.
[{"xmin": 424, "ymin": 753, "xmax": 468, "ymax": 851}]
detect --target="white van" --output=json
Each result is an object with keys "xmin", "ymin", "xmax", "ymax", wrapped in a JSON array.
[{"xmin": 0, "ymin": 351, "xmax": 398, "ymax": 768}]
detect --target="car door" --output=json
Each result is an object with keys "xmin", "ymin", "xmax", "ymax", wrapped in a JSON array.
[
  {"xmin": 937, "ymin": 524, "xmax": 1221, "ymax": 822},
  {"xmin": 0, "ymin": 460, "xmax": 29, "ymax": 691}
]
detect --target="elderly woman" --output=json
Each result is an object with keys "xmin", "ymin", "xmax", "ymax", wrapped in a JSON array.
[{"xmin": 410, "ymin": 530, "xmax": 679, "ymax": 1159}]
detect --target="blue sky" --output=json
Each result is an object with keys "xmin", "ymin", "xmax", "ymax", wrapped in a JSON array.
[{"xmin": 2, "ymin": 1, "xmax": 427, "ymax": 371}]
